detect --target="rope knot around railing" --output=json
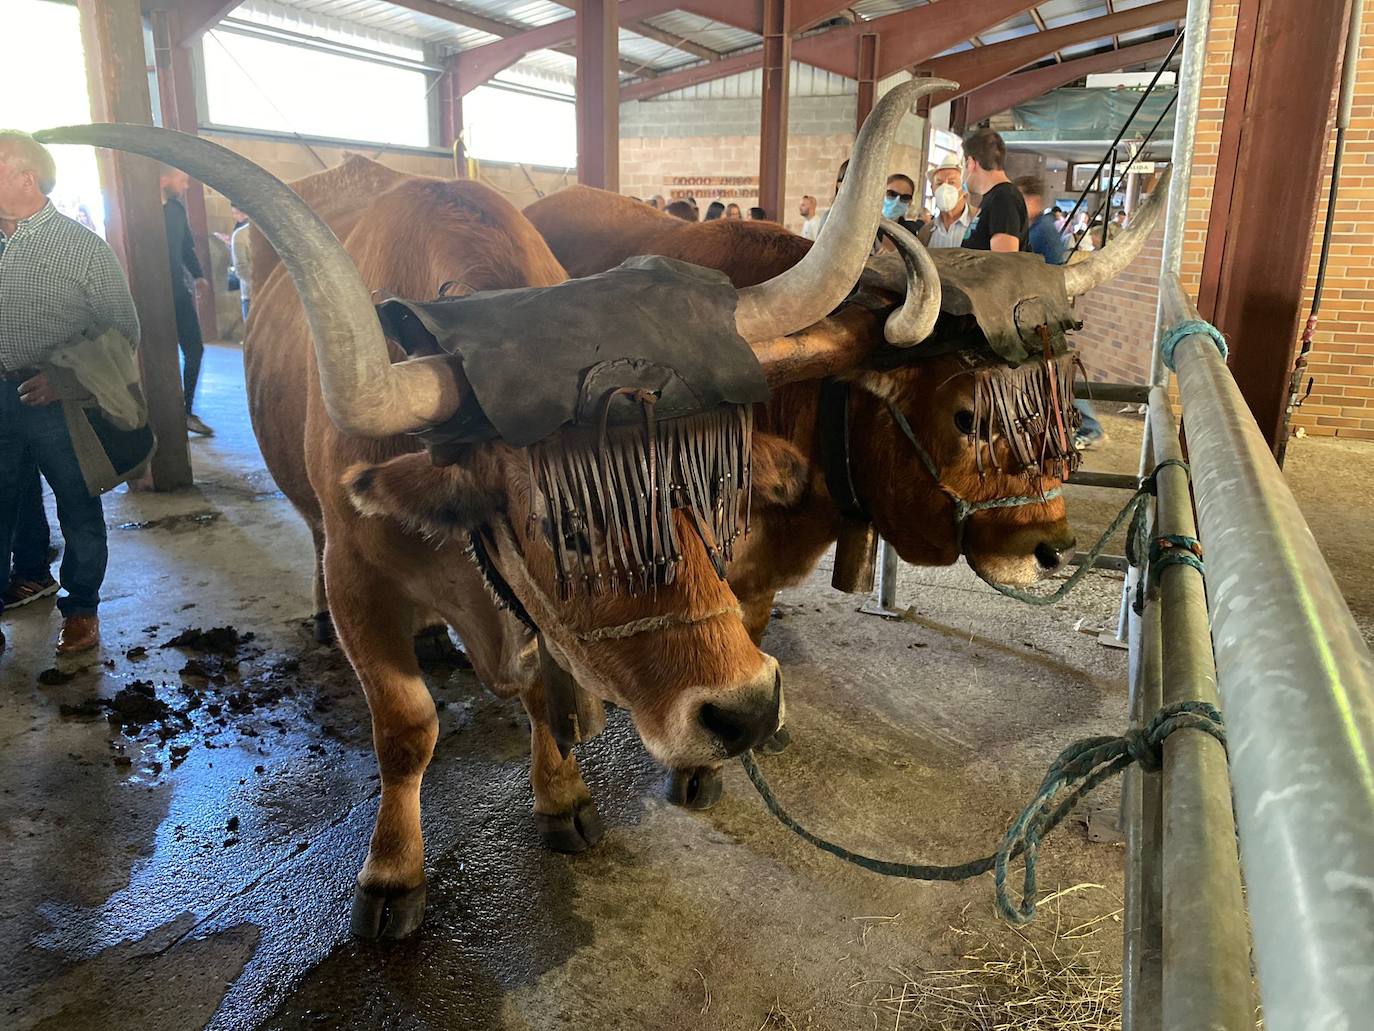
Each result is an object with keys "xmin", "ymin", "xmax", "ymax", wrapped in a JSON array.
[
  {"xmin": 741, "ymin": 700, "xmax": 1227, "ymax": 927},
  {"xmin": 1160, "ymin": 317, "xmax": 1229, "ymax": 372}
]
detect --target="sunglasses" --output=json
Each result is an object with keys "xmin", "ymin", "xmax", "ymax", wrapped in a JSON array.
[{"xmin": 885, "ymin": 188, "xmax": 914, "ymax": 203}]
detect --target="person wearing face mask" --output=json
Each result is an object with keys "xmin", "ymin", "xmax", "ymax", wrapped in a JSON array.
[
  {"xmin": 919, "ymin": 157, "xmax": 973, "ymax": 248},
  {"xmin": 873, "ymin": 173, "xmax": 922, "ymax": 254}
]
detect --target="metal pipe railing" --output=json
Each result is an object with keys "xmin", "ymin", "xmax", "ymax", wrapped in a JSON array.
[
  {"xmin": 1147, "ymin": 387, "xmax": 1254, "ymax": 1030},
  {"xmin": 1164, "ymin": 273, "xmax": 1374, "ymax": 1029}
]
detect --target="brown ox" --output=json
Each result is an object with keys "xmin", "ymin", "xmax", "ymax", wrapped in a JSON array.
[
  {"xmin": 526, "ymin": 186, "xmax": 1162, "ymax": 632},
  {"xmin": 41, "ymin": 78, "xmax": 954, "ymax": 938}
]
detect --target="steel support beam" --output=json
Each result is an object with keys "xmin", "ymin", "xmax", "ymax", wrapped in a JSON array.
[
  {"xmin": 759, "ymin": 0, "xmax": 791, "ymax": 222},
  {"xmin": 1195, "ymin": 0, "xmax": 1352, "ymax": 452},
  {"xmin": 79, "ymin": 0, "xmax": 192, "ymax": 489},
  {"xmin": 438, "ymin": 54, "xmax": 463, "ymax": 165},
  {"xmin": 793, "ymin": 0, "xmax": 1041, "ymax": 79},
  {"xmin": 457, "ymin": 0, "xmax": 682, "ymax": 95},
  {"xmin": 918, "ymin": 1, "xmax": 1185, "ymax": 102},
  {"xmin": 576, "ymin": 0, "xmax": 619, "ymax": 191},
  {"xmin": 855, "ymin": 33, "xmax": 878, "ymax": 133},
  {"xmin": 624, "ymin": 0, "xmax": 1039, "ymax": 101},
  {"xmin": 146, "ymin": 0, "xmax": 242, "ymax": 46},
  {"xmin": 151, "ymin": 8, "xmax": 218, "ymax": 342},
  {"xmin": 964, "ymin": 35, "xmax": 1177, "ymax": 126}
]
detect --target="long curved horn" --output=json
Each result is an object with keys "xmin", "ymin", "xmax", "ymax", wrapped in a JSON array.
[
  {"xmin": 733, "ymin": 77, "xmax": 957, "ymax": 342},
  {"xmin": 34, "ymin": 124, "xmax": 463, "ymax": 438},
  {"xmin": 875, "ymin": 218, "xmax": 941, "ymax": 346},
  {"xmin": 1062, "ymin": 165, "xmax": 1172, "ymax": 298}
]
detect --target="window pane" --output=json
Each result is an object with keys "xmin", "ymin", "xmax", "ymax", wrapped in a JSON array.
[
  {"xmin": 0, "ymin": 0, "xmax": 104, "ymax": 235},
  {"xmin": 464, "ymin": 86, "xmax": 576, "ymax": 169},
  {"xmin": 203, "ymin": 29, "xmax": 430, "ymax": 148}
]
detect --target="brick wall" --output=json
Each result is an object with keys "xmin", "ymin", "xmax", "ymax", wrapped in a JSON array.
[
  {"xmin": 1072, "ymin": 221, "xmax": 1165, "ymax": 385},
  {"xmin": 1180, "ymin": 2, "xmax": 1374, "ymax": 439}
]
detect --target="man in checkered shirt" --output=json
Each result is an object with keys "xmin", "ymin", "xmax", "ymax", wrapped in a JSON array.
[{"xmin": 0, "ymin": 130, "xmax": 140, "ymax": 656}]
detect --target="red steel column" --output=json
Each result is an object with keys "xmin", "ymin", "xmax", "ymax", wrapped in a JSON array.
[
  {"xmin": 759, "ymin": 0, "xmax": 792, "ymax": 221},
  {"xmin": 79, "ymin": 0, "xmax": 192, "ymax": 488},
  {"xmin": 438, "ymin": 54, "xmax": 465, "ymax": 174},
  {"xmin": 576, "ymin": 0, "xmax": 619, "ymax": 190},
  {"xmin": 855, "ymin": 32, "xmax": 879, "ymax": 132},
  {"xmin": 1196, "ymin": 0, "xmax": 1352, "ymax": 452}
]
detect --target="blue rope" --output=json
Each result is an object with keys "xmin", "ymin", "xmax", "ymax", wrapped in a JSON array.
[
  {"xmin": 1160, "ymin": 318, "xmax": 1228, "ymax": 372},
  {"xmin": 741, "ymin": 700, "xmax": 1226, "ymax": 926},
  {"xmin": 1150, "ymin": 534, "xmax": 1205, "ymax": 578}
]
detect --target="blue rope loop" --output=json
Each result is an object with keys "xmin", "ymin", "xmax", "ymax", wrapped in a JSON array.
[
  {"xmin": 1160, "ymin": 318, "xmax": 1229, "ymax": 372},
  {"xmin": 740, "ymin": 700, "xmax": 1226, "ymax": 927},
  {"xmin": 1150, "ymin": 533, "xmax": 1205, "ymax": 578}
]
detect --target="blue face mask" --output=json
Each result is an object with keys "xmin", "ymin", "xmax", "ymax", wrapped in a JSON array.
[{"xmin": 882, "ymin": 196, "xmax": 910, "ymax": 220}]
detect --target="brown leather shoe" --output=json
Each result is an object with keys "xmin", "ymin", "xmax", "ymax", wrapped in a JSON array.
[{"xmin": 56, "ymin": 614, "xmax": 100, "ymax": 655}]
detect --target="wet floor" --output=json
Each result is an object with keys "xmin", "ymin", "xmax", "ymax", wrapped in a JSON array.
[{"xmin": 2, "ymin": 344, "xmax": 1369, "ymax": 1030}]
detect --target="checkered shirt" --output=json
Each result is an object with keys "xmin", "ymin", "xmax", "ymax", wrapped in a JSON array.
[{"xmin": 0, "ymin": 201, "xmax": 140, "ymax": 372}]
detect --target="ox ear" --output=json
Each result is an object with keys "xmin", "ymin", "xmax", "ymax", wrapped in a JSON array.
[
  {"xmin": 751, "ymin": 432, "xmax": 811, "ymax": 508},
  {"xmin": 344, "ymin": 453, "xmax": 503, "ymax": 540}
]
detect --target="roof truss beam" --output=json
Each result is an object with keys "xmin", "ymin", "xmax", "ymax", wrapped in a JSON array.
[
  {"xmin": 963, "ymin": 33, "xmax": 1178, "ymax": 125},
  {"xmin": 916, "ymin": 0, "xmax": 1186, "ymax": 101}
]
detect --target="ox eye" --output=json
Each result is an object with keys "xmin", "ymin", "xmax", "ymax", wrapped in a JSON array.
[{"xmin": 954, "ymin": 410, "xmax": 976, "ymax": 436}]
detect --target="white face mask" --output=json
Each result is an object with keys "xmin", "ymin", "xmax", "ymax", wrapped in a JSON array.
[{"xmin": 933, "ymin": 183, "xmax": 961, "ymax": 213}]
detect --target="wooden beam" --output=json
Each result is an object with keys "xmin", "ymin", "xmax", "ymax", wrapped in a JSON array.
[
  {"xmin": 623, "ymin": 0, "xmax": 1041, "ymax": 100},
  {"xmin": 576, "ymin": 0, "xmax": 619, "ymax": 190},
  {"xmin": 916, "ymin": 0, "xmax": 1186, "ymax": 101},
  {"xmin": 78, "ymin": 0, "xmax": 192, "ymax": 489},
  {"xmin": 855, "ymin": 32, "xmax": 878, "ymax": 134},
  {"xmin": 1197, "ymin": 0, "xmax": 1352, "ymax": 451},
  {"xmin": 962, "ymin": 34, "xmax": 1177, "ymax": 126},
  {"xmin": 759, "ymin": 0, "xmax": 790, "ymax": 222}
]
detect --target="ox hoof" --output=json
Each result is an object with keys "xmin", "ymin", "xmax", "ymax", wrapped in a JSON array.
[
  {"xmin": 414, "ymin": 625, "xmax": 472, "ymax": 671},
  {"xmin": 758, "ymin": 725, "xmax": 792, "ymax": 754},
  {"xmin": 313, "ymin": 611, "xmax": 334, "ymax": 645},
  {"xmin": 350, "ymin": 881, "xmax": 427, "ymax": 941},
  {"xmin": 667, "ymin": 766, "xmax": 724, "ymax": 811},
  {"xmin": 536, "ymin": 799, "xmax": 605, "ymax": 853}
]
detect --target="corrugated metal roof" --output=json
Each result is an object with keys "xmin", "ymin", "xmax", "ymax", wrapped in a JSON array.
[
  {"xmin": 849, "ymin": 0, "xmax": 933, "ymax": 21},
  {"xmin": 980, "ymin": 14, "xmax": 1042, "ymax": 45},
  {"xmin": 640, "ymin": 11, "xmax": 760, "ymax": 55}
]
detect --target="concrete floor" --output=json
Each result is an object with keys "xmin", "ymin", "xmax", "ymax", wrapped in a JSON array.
[{"xmin": 2, "ymin": 344, "xmax": 1370, "ymax": 1031}]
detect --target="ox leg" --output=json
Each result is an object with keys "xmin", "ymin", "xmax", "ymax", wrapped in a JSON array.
[
  {"xmin": 311, "ymin": 528, "xmax": 333, "ymax": 645},
  {"xmin": 328, "ymin": 551, "xmax": 436, "ymax": 940},
  {"xmin": 742, "ymin": 592, "xmax": 791, "ymax": 755},
  {"xmin": 519, "ymin": 680, "xmax": 604, "ymax": 853}
]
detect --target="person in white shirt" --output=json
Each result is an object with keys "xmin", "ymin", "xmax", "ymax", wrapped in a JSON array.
[
  {"xmin": 920, "ymin": 157, "xmax": 973, "ymax": 248},
  {"xmin": 799, "ymin": 195, "xmax": 822, "ymax": 240}
]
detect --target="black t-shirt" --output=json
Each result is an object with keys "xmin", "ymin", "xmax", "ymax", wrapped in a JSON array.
[{"xmin": 962, "ymin": 181, "xmax": 1029, "ymax": 251}]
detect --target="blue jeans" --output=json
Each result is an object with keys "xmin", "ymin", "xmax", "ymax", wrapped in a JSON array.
[
  {"xmin": 1074, "ymin": 399, "xmax": 1104, "ymax": 441},
  {"xmin": 0, "ymin": 382, "xmax": 106, "ymax": 617},
  {"xmin": 9, "ymin": 462, "xmax": 51, "ymax": 581}
]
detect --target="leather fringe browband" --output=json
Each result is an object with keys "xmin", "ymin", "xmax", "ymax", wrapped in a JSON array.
[
  {"xmin": 530, "ymin": 403, "xmax": 753, "ymax": 598},
  {"xmin": 969, "ymin": 351, "xmax": 1084, "ymax": 480}
]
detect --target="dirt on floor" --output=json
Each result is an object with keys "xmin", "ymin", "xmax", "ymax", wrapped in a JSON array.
[{"xmin": 1, "ymin": 345, "xmax": 1366, "ymax": 1030}]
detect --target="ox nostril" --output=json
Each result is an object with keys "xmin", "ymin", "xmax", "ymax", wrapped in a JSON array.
[
  {"xmin": 1034, "ymin": 540, "xmax": 1069, "ymax": 570},
  {"xmin": 699, "ymin": 671, "xmax": 783, "ymax": 757},
  {"xmin": 699, "ymin": 702, "xmax": 755, "ymax": 756}
]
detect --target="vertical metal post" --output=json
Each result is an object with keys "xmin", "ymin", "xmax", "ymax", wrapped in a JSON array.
[
  {"xmin": 876, "ymin": 538, "xmax": 900, "ymax": 612},
  {"xmin": 575, "ymin": 0, "xmax": 618, "ymax": 191},
  {"xmin": 438, "ymin": 53, "xmax": 465, "ymax": 171},
  {"xmin": 1122, "ymin": 582, "xmax": 1164, "ymax": 1029},
  {"xmin": 759, "ymin": 0, "xmax": 791, "ymax": 222},
  {"xmin": 855, "ymin": 33, "xmax": 879, "ymax": 134},
  {"xmin": 1148, "ymin": 388, "xmax": 1254, "ymax": 1031}
]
